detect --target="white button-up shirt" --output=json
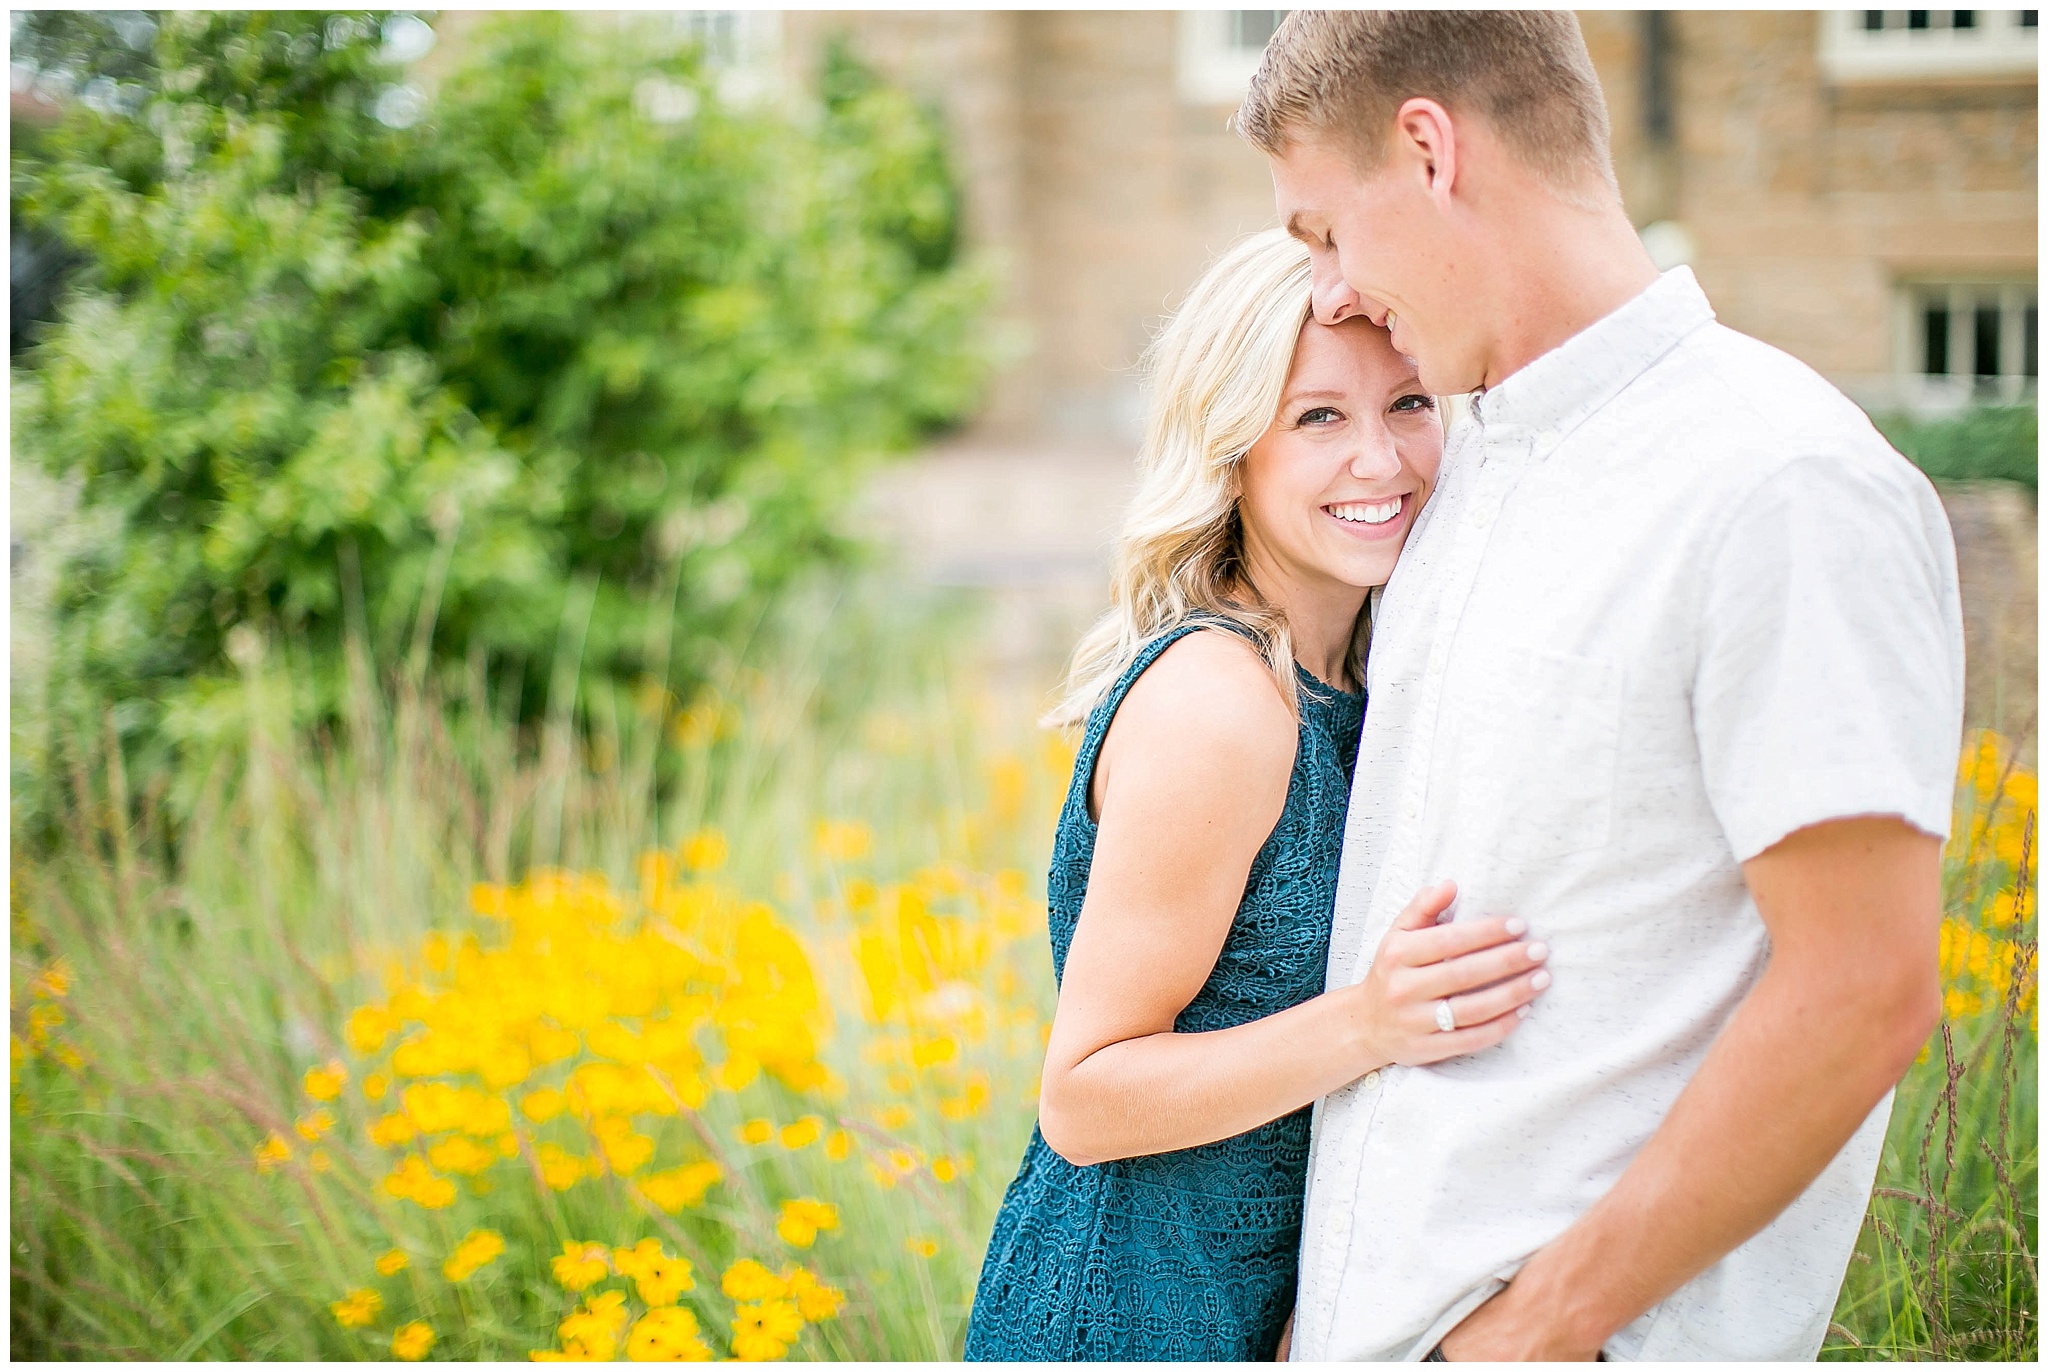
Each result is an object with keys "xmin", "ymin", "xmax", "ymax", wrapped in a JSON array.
[{"xmin": 1293, "ymin": 268, "xmax": 1964, "ymax": 1362}]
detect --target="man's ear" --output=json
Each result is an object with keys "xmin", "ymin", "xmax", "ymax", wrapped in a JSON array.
[{"xmin": 1393, "ymin": 97, "xmax": 1459, "ymax": 210}]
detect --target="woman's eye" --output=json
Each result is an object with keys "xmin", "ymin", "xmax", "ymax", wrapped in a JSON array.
[
  {"xmin": 1296, "ymin": 406, "xmax": 1341, "ymax": 426},
  {"xmin": 1390, "ymin": 394, "xmax": 1436, "ymax": 414}
]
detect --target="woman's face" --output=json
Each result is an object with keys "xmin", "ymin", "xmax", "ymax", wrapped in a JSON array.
[{"xmin": 1238, "ymin": 316, "xmax": 1444, "ymax": 598}]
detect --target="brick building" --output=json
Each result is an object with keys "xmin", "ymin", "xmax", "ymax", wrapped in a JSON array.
[{"xmin": 738, "ymin": 9, "xmax": 2036, "ymax": 443}]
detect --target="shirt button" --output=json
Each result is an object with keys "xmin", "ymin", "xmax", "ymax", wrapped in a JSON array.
[
  {"xmin": 1473, "ymin": 507, "xmax": 1493, "ymax": 529},
  {"xmin": 1361, "ymin": 1070, "xmax": 1381, "ymax": 1090},
  {"xmin": 1402, "ymin": 797, "xmax": 1421, "ymax": 819}
]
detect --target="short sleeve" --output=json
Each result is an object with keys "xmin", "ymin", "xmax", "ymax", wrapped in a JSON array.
[{"xmin": 1693, "ymin": 449, "xmax": 1964, "ymax": 863}]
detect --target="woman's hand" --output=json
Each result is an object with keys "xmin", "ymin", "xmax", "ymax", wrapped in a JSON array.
[{"xmin": 1340, "ymin": 880, "xmax": 1549, "ymax": 1068}]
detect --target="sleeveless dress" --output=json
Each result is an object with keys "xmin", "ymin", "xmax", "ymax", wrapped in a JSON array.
[{"xmin": 964, "ymin": 619, "xmax": 1365, "ymax": 1362}]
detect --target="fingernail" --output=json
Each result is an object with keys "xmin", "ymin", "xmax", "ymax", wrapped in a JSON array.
[
  {"xmin": 1504, "ymin": 917, "xmax": 1527, "ymax": 937},
  {"xmin": 1526, "ymin": 941, "xmax": 1549, "ymax": 961},
  {"xmin": 1531, "ymin": 970, "xmax": 1552, "ymax": 991},
  {"xmin": 1516, "ymin": 1005, "xmax": 1531, "ymax": 1018}
]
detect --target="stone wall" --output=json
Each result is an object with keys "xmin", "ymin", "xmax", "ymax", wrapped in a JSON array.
[{"xmin": 786, "ymin": 10, "xmax": 2035, "ymax": 444}]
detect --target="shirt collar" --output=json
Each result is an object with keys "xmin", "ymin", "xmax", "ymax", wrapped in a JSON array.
[{"xmin": 1468, "ymin": 266, "xmax": 1716, "ymax": 445}]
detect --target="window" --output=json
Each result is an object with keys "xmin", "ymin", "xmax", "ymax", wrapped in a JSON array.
[
  {"xmin": 1820, "ymin": 8, "xmax": 2038, "ymax": 81},
  {"xmin": 1898, "ymin": 282, "xmax": 2038, "ymax": 407},
  {"xmin": 652, "ymin": 10, "xmax": 782, "ymax": 105},
  {"xmin": 1177, "ymin": 11, "xmax": 1287, "ymax": 105}
]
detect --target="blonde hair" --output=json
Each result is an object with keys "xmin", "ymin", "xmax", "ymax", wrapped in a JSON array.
[
  {"xmin": 1048, "ymin": 228, "xmax": 1364, "ymax": 728},
  {"xmin": 1233, "ymin": 10, "xmax": 1618, "ymax": 206}
]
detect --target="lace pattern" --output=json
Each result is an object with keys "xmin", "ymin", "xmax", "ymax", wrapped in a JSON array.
[{"xmin": 965, "ymin": 620, "xmax": 1364, "ymax": 1361}]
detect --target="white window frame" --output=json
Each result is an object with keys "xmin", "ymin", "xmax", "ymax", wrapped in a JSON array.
[
  {"xmin": 1177, "ymin": 10, "xmax": 1286, "ymax": 106},
  {"xmin": 643, "ymin": 10, "xmax": 784, "ymax": 106},
  {"xmin": 1819, "ymin": 9, "xmax": 2038, "ymax": 83},
  {"xmin": 1892, "ymin": 279, "xmax": 2038, "ymax": 411}
]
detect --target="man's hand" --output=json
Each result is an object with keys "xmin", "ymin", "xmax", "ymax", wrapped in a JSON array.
[
  {"xmin": 1433, "ymin": 815, "xmax": 1940, "ymax": 1360},
  {"xmin": 1435, "ymin": 1285, "xmax": 1598, "ymax": 1361}
]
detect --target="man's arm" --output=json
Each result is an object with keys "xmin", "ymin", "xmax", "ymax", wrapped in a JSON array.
[{"xmin": 1438, "ymin": 814, "xmax": 1942, "ymax": 1360}]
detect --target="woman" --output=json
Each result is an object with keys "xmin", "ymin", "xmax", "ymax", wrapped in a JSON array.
[{"xmin": 964, "ymin": 230, "xmax": 1552, "ymax": 1361}]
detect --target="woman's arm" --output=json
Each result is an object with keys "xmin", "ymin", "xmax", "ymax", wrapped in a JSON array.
[{"xmin": 1037, "ymin": 631, "xmax": 1548, "ymax": 1167}]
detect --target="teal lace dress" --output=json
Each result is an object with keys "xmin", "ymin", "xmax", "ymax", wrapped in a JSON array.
[{"xmin": 965, "ymin": 620, "xmax": 1364, "ymax": 1362}]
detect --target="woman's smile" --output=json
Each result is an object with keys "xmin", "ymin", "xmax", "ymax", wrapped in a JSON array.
[{"xmin": 1322, "ymin": 493, "xmax": 1411, "ymax": 541}]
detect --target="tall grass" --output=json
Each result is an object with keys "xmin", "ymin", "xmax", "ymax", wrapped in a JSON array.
[
  {"xmin": 11, "ymin": 581, "xmax": 1068, "ymax": 1360},
  {"xmin": 1824, "ymin": 731, "xmax": 2039, "ymax": 1361},
  {"xmin": 10, "ymin": 582, "xmax": 2037, "ymax": 1361}
]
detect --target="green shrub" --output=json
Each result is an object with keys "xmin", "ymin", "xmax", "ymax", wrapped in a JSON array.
[
  {"xmin": 12, "ymin": 11, "xmax": 995, "ymax": 787},
  {"xmin": 1876, "ymin": 405, "xmax": 2038, "ymax": 492}
]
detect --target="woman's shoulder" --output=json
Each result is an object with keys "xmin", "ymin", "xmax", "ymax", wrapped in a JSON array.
[{"xmin": 1106, "ymin": 626, "xmax": 1297, "ymax": 776}]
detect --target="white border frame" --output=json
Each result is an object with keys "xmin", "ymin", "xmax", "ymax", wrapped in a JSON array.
[{"xmin": 1818, "ymin": 9, "xmax": 2038, "ymax": 84}]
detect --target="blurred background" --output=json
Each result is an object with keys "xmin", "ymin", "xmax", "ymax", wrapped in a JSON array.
[{"xmin": 8, "ymin": 11, "xmax": 2037, "ymax": 1363}]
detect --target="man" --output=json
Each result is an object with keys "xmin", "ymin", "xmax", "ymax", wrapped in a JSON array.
[{"xmin": 1234, "ymin": 11, "xmax": 1963, "ymax": 1361}]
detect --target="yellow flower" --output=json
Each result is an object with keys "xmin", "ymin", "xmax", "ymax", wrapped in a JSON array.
[
  {"xmin": 910, "ymin": 1035, "xmax": 957, "ymax": 1068},
  {"xmin": 369, "ymin": 1111, "xmax": 417, "ymax": 1148},
  {"xmin": 681, "ymin": 829, "xmax": 729, "ymax": 874},
  {"xmin": 931, "ymin": 1156, "xmax": 959, "ymax": 1183},
  {"xmin": 376, "ymin": 1249, "xmax": 410, "ymax": 1277},
  {"xmin": 781, "ymin": 1267, "xmax": 844, "ymax": 1322},
  {"xmin": 775, "ymin": 1198, "xmax": 840, "ymax": 1249},
  {"xmin": 635, "ymin": 1252, "xmax": 695, "ymax": 1307},
  {"xmin": 738, "ymin": 1117, "xmax": 775, "ymax": 1146},
  {"xmin": 639, "ymin": 1161, "xmax": 721, "ymax": 1212},
  {"xmin": 721, "ymin": 1258, "xmax": 789, "ymax": 1302},
  {"xmin": 254, "ymin": 1133, "xmax": 292, "ymax": 1172},
  {"xmin": 530, "ymin": 1022, "xmax": 581, "ymax": 1065},
  {"xmin": 713, "ymin": 1056, "xmax": 762, "ymax": 1092},
  {"xmin": 536, "ymin": 1143, "xmax": 589, "ymax": 1191},
  {"xmin": 294, "ymin": 1109, "xmax": 335, "ymax": 1143},
  {"xmin": 823, "ymin": 1130, "xmax": 853, "ymax": 1162},
  {"xmin": 554, "ymin": 1290, "xmax": 629, "ymax": 1360},
  {"xmin": 553, "ymin": 1241, "xmax": 612, "ymax": 1293},
  {"xmin": 596, "ymin": 1125, "xmax": 656, "ymax": 1176},
  {"xmin": 364, "ymin": 1072, "xmax": 391, "ymax": 1101},
  {"xmin": 613, "ymin": 1237, "xmax": 661, "ymax": 1280},
  {"xmin": 29, "ymin": 957, "xmax": 72, "ymax": 999},
  {"xmin": 379, "ymin": 1156, "xmax": 457, "ymax": 1209},
  {"xmin": 309, "ymin": 1149, "xmax": 333, "ymax": 1174},
  {"xmin": 521, "ymin": 1087, "xmax": 566, "ymax": 1123},
  {"xmin": 346, "ymin": 1005, "xmax": 399, "ymax": 1056},
  {"xmin": 584, "ymin": 1290, "xmax": 631, "ymax": 1332},
  {"xmin": 813, "ymin": 819, "xmax": 872, "ymax": 862},
  {"xmin": 627, "ymin": 1305, "xmax": 713, "ymax": 1361},
  {"xmin": 330, "ymin": 1287, "xmax": 382, "ymax": 1328},
  {"xmin": 427, "ymin": 1134, "xmax": 496, "ymax": 1177},
  {"xmin": 303, "ymin": 1060, "xmax": 349, "ymax": 1101},
  {"xmin": 905, "ymin": 1235, "xmax": 939, "ymax": 1259},
  {"xmin": 612, "ymin": 1242, "xmax": 695, "ymax": 1306},
  {"xmin": 938, "ymin": 1075, "xmax": 991, "ymax": 1120},
  {"xmin": 730, "ymin": 1299, "xmax": 804, "ymax": 1361},
  {"xmin": 443, "ymin": 1228, "xmax": 506, "ymax": 1281},
  {"xmin": 778, "ymin": 1116, "xmax": 823, "ymax": 1150},
  {"xmin": 391, "ymin": 1320, "xmax": 436, "ymax": 1360}
]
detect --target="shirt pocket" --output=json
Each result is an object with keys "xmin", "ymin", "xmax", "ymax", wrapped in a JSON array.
[{"xmin": 1472, "ymin": 646, "xmax": 1624, "ymax": 865}]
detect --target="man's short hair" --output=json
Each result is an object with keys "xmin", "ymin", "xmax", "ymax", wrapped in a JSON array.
[{"xmin": 1234, "ymin": 10, "xmax": 1618, "ymax": 200}]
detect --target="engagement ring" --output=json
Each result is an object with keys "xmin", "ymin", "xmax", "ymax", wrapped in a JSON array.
[{"xmin": 1434, "ymin": 999, "xmax": 1456, "ymax": 1033}]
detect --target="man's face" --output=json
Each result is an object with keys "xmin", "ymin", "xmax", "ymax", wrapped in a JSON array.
[{"xmin": 1271, "ymin": 135, "xmax": 1484, "ymax": 395}]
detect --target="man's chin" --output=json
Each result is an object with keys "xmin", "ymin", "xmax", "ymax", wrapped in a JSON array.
[{"xmin": 1415, "ymin": 357, "xmax": 1482, "ymax": 399}]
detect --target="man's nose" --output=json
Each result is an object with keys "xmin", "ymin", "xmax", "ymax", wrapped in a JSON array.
[{"xmin": 1311, "ymin": 258, "xmax": 1365, "ymax": 326}]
